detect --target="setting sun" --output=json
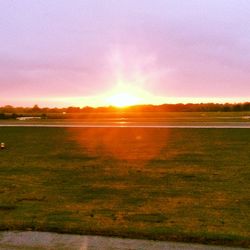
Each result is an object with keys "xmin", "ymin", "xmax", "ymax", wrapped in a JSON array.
[
  {"xmin": 104, "ymin": 83, "xmax": 145, "ymax": 107},
  {"xmin": 107, "ymin": 92, "xmax": 141, "ymax": 107}
]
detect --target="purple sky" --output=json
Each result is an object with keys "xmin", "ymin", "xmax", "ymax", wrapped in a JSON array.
[{"xmin": 0, "ymin": 0, "xmax": 250, "ymax": 107}]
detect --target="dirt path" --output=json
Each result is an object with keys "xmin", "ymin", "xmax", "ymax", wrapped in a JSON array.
[{"xmin": 0, "ymin": 231, "xmax": 247, "ymax": 250}]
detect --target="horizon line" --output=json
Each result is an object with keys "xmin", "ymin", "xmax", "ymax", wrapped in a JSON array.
[{"xmin": 1, "ymin": 101, "xmax": 250, "ymax": 110}]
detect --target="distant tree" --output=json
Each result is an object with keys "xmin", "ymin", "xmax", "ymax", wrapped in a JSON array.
[
  {"xmin": 242, "ymin": 102, "xmax": 250, "ymax": 111},
  {"xmin": 0, "ymin": 113, "xmax": 6, "ymax": 119},
  {"xmin": 11, "ymin": 113, "xmax": 18, "ymax": 119},
  {"xmin": 232, "ymin": 104, "xmax": 242, "ymax": 112},
  {"xmin": 31, "ymin": 104, "xmax": 41, "ymax": 113},
  {"xmin": 41, "ymin": 113, "xmax": 47, "ymax": 119},
  {"xmin": 3, "ymin": 105, "xmax": 14, "ymax": 113}
]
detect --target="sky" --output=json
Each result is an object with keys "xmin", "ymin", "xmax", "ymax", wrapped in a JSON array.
[{"xmin": 0, "ymin": 0, "xmax": 250, "ymax": 107}]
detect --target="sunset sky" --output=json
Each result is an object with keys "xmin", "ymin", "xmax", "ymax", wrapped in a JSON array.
[{"xmin": 0, "ymin": 0, "xmax": 250, "ymax": 107}]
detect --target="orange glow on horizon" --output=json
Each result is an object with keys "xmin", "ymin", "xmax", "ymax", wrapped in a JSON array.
[
  {"xmin": 104, "ymin": 82, "xmax": 148, "ymax": 107},
  {"xmin": 106, "ymin": 92, "xmax": 141, "ymax": 107}
]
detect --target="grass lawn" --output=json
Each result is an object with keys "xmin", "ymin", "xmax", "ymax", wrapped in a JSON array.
[{"xmin": 0, "ymin": 127, "xmax": 249, "ymax": 248}]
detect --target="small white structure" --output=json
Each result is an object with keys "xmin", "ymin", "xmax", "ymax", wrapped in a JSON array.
[
  {"xmin": 16, "ymin": 117, "xmax": 41, "ymax": 121},
  {"xmin": 1, "ymin": 142, "xmax": 5, "ymax": 149}
]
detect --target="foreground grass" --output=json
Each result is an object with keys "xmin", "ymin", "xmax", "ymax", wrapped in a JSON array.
[{"xmin": 0, "ymin": 127, "xmax": 249, "ymax": 248}]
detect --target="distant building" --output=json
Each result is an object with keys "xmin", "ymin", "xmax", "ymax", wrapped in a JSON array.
[{"xmin": 16, "ymin": 117, "xmax": 42, "ymax": 121}]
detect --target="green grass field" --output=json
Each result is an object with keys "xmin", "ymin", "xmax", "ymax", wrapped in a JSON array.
[{"xmin": 0, "ymin": 127, "xmax": 249, "ymax": 248}]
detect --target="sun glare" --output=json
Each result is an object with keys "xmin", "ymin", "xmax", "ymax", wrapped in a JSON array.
[
  {"xmin": 104, "ymin": 83, "xmax": 145, "ymax": 107},
  {"xmin": 107, "ymin": 92, "xmax": 141, "ymax": 107}
]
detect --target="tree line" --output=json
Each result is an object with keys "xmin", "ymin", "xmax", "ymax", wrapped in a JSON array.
[{"xmin": 0, "ymin": 102, "xmax": 250, "ymax": 118}]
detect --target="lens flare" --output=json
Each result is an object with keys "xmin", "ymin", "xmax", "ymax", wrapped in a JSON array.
[{"xmin": 107, "ymin": 92, "xmax": 141, "ymax": 107}]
